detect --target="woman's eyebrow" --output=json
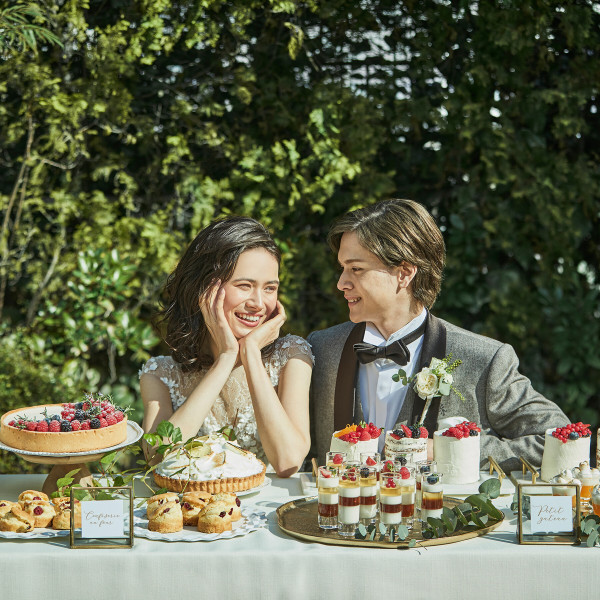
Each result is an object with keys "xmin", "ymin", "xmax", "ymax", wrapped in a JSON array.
[{"xmin": 230, "ymin": 278, "xmax": 280, "ymax": 285}]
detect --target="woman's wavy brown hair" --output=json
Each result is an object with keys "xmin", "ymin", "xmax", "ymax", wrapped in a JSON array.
[{"xmin": 156, "ymin": 216, "xmax": 281, "ymax": 370}]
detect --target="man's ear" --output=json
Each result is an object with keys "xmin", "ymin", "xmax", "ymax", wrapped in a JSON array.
[{"xmin": 396, "ymin": 261, "xmax": 418, "ymax": 290}]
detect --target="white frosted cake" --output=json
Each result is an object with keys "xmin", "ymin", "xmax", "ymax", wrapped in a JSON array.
[
  {"xmin": 384, "ymin": 424, "xmax": 428, "ymax": 463},
  {"xmin": 433, "ymin": 417, "xmax": 481, "ymax": 485},
  {"xmin": 154, "ymin": 433, "xmax": 266, "ymax": 493},
  {"xmin": 540, "ymin": 424, "xmax": 591, "ymax": 482},
  {"xmin": 330, "ymin": 423, "xmax": 381, "ymax": 462}
]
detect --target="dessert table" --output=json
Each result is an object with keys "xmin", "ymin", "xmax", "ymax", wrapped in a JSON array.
[{"xmin": 1, "ymin": 473, "xmax": 599, "ymax": 600}]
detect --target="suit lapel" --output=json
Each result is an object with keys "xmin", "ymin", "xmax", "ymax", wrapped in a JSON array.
[
  {"xmin": 334, "ymin": 322, "xmax": 366, "ymax": 430},
  {"xmin": 408, "ymin": 312, "xmax": 447, "ymax": 432}
]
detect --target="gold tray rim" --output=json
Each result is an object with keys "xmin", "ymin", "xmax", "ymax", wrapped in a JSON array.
[{"xmin": 276, "ymin": 495, "xmax": 505, "ymax": 548}]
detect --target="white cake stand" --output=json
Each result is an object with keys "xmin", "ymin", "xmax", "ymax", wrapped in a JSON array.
[{"xmin": 0, "ymin": 421, "xmax": 144, "ymax": 496}]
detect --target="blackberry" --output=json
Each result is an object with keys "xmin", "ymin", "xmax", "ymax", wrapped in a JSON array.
[
  {"xmin": 90, "ymin": 418, "xmax": 101, "ymax": 429},
  {"xmin": 409, "ymin": 425, "xmax": 420, "ymax": 439},
  {"xmin": 469, "ymin": 429, "xmax": 479, "ymax": 437},
  {"xmin": 392, "ymin": 428, "xmax": 404, "ymax": 438},
  {"xmin": 74, "ymin": 409, "xmax": 86, "ymax": 421},
  {"xmin": 569, "ymin": 431, "xmax": 580, "ymax": 440},
  {"xmin": 397, "ymin": 456, "xmax": 407, "ymax": 466},
  {"xmin": 360, "ymin": 467, "xmax": 370, "ymax": 478},
  {"xmin": 50, "ymin": 414, "xmax": 61, "ymax": 421},
  {"xmin": 60, "ymin": 420, "xmax": 72, "ymax": 432},
  {"xmin": 75, "ymin": 402, "xmax": 83, "ymax": 410}
]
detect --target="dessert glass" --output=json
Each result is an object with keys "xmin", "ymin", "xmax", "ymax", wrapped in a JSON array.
[
  {"xmin": 358, "ymin": 465, "xmax": 378, "ymax": 524},
  {"xmin": 398, "ymin": 466, "xmax": 416, "ymax": 529},
  {"xmin": 326, "ymin": 451, "xmax": 347, "ymax": 472},
  {"xmin": 591, "ymin": 485, "xmax": 600, "ymax": 517},
  {"xmin": 317, "ymin": 466, "xmax": 339, "ymax": 529},
  {"xmin": 392, "ymin": 451, "xmax": 414, "ymax": 470},
  {"xmin": 379, "ymin": 472, "xmax": 403, "ymax": 533},
  {"xmin": 337, "ymin": 464, "xmax": 361, "ymax": 536},
  {"xmin": 415, "ymin": 460, "xmax": 437, "ymax": 511},
  {"xmin": 360, "ymin": 452, "xmax": 381, "ymax": 480},
  {"xmin": 578, "ymin": 466, "xmax": 600, "ymax": 507},
  {"xmin": 420, "ymin": 472, "xmax": 444, "ymax": 523}
]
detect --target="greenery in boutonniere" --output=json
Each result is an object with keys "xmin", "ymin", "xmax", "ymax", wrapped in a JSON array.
[{"xmin": 393, "ymin": 354, "xmax": 464, "ymax": 425}]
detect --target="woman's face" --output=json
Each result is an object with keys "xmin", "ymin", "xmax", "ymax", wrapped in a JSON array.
[{"xmin": 221, "ymin": 247, "xmax": 279, "ymax": 339}]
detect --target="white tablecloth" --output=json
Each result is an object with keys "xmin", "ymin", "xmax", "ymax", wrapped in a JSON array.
[{"xmin": 0, "ymin": 473, "xmax": 598, "ymax": 600}]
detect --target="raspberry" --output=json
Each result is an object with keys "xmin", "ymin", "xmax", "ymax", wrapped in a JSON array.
[
  {"xmin": 359, "ymin": 430, "xmax": 371, "ymax": 441},
  {"xmin": 399, "ymin": 466, "xmax": 410, "ymax": 479},
  {"xmin": 26, "ymin": 421, "xmax": 38, "ymax": 431},
  {"xmin": 332, "ymin": 453, "xmax": 344, "ymax": 465},
  {"xmin": 33, "ymin": 506, "xmax": 44, "ymax": 516},
  {"xmin": 71, "ymin": 420, "xmax": 81, "ymax": 431},
  {"xmin": 48, "ymin": 421, "xmax": 60, "ymax": 433},
  {"xmin": 36, "ymin": 421, "xmax": 49, "ymax": 432},
  {"xmin": 105, "ymin": 414, "xmax": 117, "ymax": 427},
  {"xmin": 80, "ymin": 420, "xmax": 91, "ymax": 430},
  {"xmin": 114, "ymin": 411, "xmax": 125, "ymax": 422},
  {"xmin": 8, "ymin": 420, "xmax": 15, "ymax": 427},
  {"xmin": 453, "ymin": 430, "xmax": 464, "ymax": 440}
]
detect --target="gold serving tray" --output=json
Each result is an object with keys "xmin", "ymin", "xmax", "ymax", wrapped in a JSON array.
[{"xmin": 277, "ymin": 496, "xmax": 504, "ymax": 548}]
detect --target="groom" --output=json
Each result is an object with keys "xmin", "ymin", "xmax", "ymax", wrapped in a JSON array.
[{"xmin": 308, "ymin": 199, "xmax": 569, "ymax": 472}]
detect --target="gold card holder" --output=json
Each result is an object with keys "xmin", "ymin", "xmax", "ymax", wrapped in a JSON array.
[
  {"xmin": 70, "ymin": 486, "xmax": 134, "ymax": 549},
  {"xmin": 516, "ymin": 483, "xmax": 581, "ymax": 545},
  {"xmin": 488, "ymin": 456, "xmax": 506, "ymax": 484},
  {"xmin": 519, "ymin": 457, "xmax": 539, "ymax": 483}
]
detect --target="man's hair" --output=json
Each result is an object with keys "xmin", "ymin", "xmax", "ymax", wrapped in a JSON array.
[{"xmin": 328, "ymin": 199, "xmax": 445, "ymax": 308}]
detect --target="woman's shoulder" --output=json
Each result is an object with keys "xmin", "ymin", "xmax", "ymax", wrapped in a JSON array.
[
  {"xmin": 273, "ymin": 334, "xmax": 314, "ymax": 364},
  {"xmin": 139, "ymin": 355, "xmax": 181, "ymax": 378}
]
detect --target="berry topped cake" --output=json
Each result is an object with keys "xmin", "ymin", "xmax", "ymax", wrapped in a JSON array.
[
  {"xmin": 433, "ymin": 418, "xmax": 481, "ymax": 484},
  {"xmin": 384, "ymin": 423, "xmax": 428, "ymax": 463},
  {"xmin": 0, "ymin": 393, "xmax": 128, "ymax": 453},
  {"xmin": 540, "ymin": 423, "xmax": 591, "ymax": 482},
  {"xmin": 329, "ymin": 422, "xmax": 382, "ymax": 462}
]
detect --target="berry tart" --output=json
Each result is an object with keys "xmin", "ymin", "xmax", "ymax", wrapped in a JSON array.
[
  {"xmin": 384, "ymin": 423, "xmax": 428, "ymax": 463},
  {"xmin": 153, "ymin": 433, "xmax": 266, "ymax": 494},
  {"xmin": 329, "ymin": 422, "xmax": 382, "ymax": 463},
  {"xmin": 540, "ymin": 423, "xmax": 592, "ymax": 482},
  {"xmin": 433, "ymin": 417, "xmax": 481, "ymax": 484},
  {"xmin": 0, "ymin": 394, "xmax": 128, "ymax": 454}
]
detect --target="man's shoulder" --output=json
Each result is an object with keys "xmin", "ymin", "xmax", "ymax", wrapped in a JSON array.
[{"xmin": 434, "ymin": 316, "xmax": 504, "ymax": 356}]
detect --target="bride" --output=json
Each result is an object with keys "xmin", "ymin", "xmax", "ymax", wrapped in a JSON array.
[{"xmin": 140, "ymin": 216, "xmax": 313, "ymax": 477}]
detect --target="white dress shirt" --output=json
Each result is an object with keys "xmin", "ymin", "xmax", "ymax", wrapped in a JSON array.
[{"xmin": 358, "ymin": 308, "xmax": 427, "ymax": 451}]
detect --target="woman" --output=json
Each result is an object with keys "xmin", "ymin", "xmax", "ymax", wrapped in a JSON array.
[{"xmin": 140, "ymin": 216, "xmax": 313, "ymax": 477}]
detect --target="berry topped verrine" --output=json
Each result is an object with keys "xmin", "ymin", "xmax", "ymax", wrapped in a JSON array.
[
  {"xmin": 358, "ymin": 465, "xmax": 378, "ymax": 525},
  {"xmin": 338, "ymin": 464, "xmax": 361, "ymax": 536},
  {"xmin": 317, "ymin": 466, "xmax": 339, "ymax": 530}
]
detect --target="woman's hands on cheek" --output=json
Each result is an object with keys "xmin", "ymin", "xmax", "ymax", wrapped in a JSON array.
[
  {"xmin": 240, "ymin": 301, "xmax": 286, "ymax": 353},
  {"xmin": 199, "ymin": 280, "xmax": 239, "ymax": 359}
]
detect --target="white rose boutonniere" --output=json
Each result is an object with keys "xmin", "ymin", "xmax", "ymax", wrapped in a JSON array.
[{"xmin": 392, "ymin": 354, "xmax": 464, "ymax": 425}]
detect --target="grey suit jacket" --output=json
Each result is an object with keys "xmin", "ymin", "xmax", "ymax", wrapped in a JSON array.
[{"xmin": 307, "ymin": 313, "xmax": 569, "ymax": 472}]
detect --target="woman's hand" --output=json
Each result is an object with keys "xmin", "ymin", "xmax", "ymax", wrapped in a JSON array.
[
  {"xmin": 240, "ymin": 300, "xmax": 286, "ymax": 353},
  {"xmin": 200, "ymin": 280, "xmax": 239, "ymax": 360}
]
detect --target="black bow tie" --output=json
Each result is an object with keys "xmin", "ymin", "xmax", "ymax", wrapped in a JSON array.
[{"xmin": 353, "ymin": 321, "xmax": 427, "ymax": 366}]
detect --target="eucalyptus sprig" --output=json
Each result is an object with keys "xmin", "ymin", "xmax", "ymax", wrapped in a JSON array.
[{"xmin": 580, "ymin": 515, "xmax": 600, "ymax": 547}]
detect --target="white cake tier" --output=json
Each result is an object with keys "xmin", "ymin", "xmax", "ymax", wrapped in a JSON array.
[
  {"xmin": 433, "ymin": 430, "xmax": 481, "ymax": 484},
  {"xmin": 329, "ymin": 432, "xmax": 379, "ymax": 462},
  {"xmin": 540, "ymin": 428, "xmax": 590, "ymax": 482},
  {"xmin": 383, "ymin": 433, "xmax": 427, "ymax": 463}
]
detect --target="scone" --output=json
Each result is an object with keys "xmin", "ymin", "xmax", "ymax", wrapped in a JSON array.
[
  {"xmin": 181, "ymin": 491, "xmax": 212, "ymax": 526},
  {"xmin": 52, "ymin": 497, "xmax": 82, "ymax": 530},
  {"xmin": 0, "ymin": 501, "xmax": 15, "ymax": 511},
  {"xmin": 0, "ymin": 505, "xmax": 35, "ymax": 533},
  {"xmin": 197, "ymin": 500, "xmax": 233, "ymax": 534},
  {"xmin": 211, "ymin": 492, "xmax": 242, "ymax": 521},
  {"xmin": 18, "ymin": 490, "xmax": 49, "ymax": 503},
  {"xmin": 147, "ymin": 494, "xmax": 183, "ymax": 533},
  {"xmin": 20, "ymin": 500, "xmax": 56, "ymax": 528},
  {"xmin": 146, "ymin": 492, "xmax": 180, "ymax": 519}
]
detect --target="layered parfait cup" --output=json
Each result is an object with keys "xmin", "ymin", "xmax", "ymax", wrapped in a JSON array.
[
  {"xmin": 398, "ymin": 466, "xmax": 416, "ymax": 529},
  {"xmin": 317, "ymin": 465, "xmax": 339, "ymax": 530},
  {"xmin": 360, "ymin": 452, "xmax": 381, "ymax": 481},
  {"xmin": 415, "ymin": 460, "xmax": 437, "ymax": 511},
  {"xmin": 592, "ymin": 484, "xmax": 600, "ymax": 517},
  {"xmin": 358, "ymin": 465, "xmax": 378, "ymax": 525},
  {"xmin": 326, "ymin": 451, "xmax": 347, "ymax": 473},
  {"xmin": 338, "ymin": 464, "xmax": 361, "ymax": 536},
  {"xmin": 379, "ymin": 471, "xmax": 403, "ymax": 534},
  {"xmin": 420, "ymin": 472, "xmax": 444, "ymax": 523}
]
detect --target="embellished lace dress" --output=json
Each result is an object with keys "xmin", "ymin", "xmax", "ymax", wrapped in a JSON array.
[{"xmin": 139, "ymin": 334, "xmax": 314, "ymax": 465}]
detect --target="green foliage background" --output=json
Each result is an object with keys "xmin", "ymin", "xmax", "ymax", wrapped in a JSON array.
[{"xmin": 1, "ymin": 1, "xmax": 599, "ymax": 472}]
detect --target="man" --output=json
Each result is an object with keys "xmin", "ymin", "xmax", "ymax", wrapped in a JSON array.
[{"xmin": 308, "ymin": 199, "xmax": 568, "ymax": 472}]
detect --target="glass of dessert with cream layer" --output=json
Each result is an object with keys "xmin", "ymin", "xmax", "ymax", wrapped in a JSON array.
[
  {"xmin": 420, "ymin": 472, "xmax": 444, "ymax": 523},
  {"xmin": 398, "ymin": 466, "xmax": 416, "ymax": 529},
  {"xmin": 573, "ymin": 462, "xmax": 600, "ymax": 510},
  {"xmin": 360, "ymin": 452, "xmax": 381, "ymax": 481},
  {"xmin": 379, "ymin": 472, "xmax": 403, "ymax": 533},
  {"xmin": 358, "ymin": 465, "xmax": 378, "ymax": 525},
  {"xmin": 326, "ymin": 451, "xmax": 346, "ymax": 472},
  {"xmin": 337, "ymin": 463, "xmax": 361, "ymax": 536},
  {"xmin": 415, "ymin": 460, "xmax": 437, "ymax": 511},
  {"xmin": 550, "ymin": 469, "xmax": 581, "ymax": 509},
  {"xmin": 317, "ymin": 466, "xmax": 339, "ymax": 529},
  {"xmin": 591, "ymin": 485, "xmax": 600, "ymax": 517}
]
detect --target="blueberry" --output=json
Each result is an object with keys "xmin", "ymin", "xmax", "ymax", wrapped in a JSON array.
[
  {"xmin": 569, "ymin": 431, "xmax": 580, "ymax": 440},
  {"xmin": 469, "ymin": 429, "xmax": 479, "ymax": 436},
  {"xmin": 51, "ymin": 415, "xmax": 61, "ymax": 421},
  {"xmin": 426, "ymin": 474, "xmax": 439, "ymax": 485}
]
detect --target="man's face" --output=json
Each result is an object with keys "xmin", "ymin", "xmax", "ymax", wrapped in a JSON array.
[{"xmin": 336, "ymin": 232, "xmax": 401, "ymax": 331}]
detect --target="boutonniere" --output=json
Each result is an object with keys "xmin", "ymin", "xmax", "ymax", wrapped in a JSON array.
[{"xmin": 392, "ymin": 354, "xmax": 464, "ymax": 424}]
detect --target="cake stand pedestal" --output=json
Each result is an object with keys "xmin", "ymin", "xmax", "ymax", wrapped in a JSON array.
[{"xmin": 0, "ymin": 421, "xmax": 144, "ymax": 496}]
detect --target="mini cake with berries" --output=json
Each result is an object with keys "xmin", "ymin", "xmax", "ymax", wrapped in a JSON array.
[
  {"xmin": 384, "ymin": 424, "xmax": 428, "ymax": 463},
  {"xmin": 433, "ymin": 417, "xmax": 481, "ymax": 485},
  {"xmin": 0, "ymin": 394, "xmax": 128, "ymax": 454},
  {"xmin": 540, "ymin": 423, "xmax": 591, "ymax": 482},
  {"xmin": 329, "ymin": 422, "xmax": 382, "ymax": 463}
]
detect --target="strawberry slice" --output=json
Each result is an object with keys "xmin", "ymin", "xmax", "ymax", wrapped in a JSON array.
[
  {"xmin": 319, "ymin": 467, "xmax": 332, "ymax": 478},
  {"xmin": 419, "ymin": 426, "xmax": 428, "ymax": 438},
  {"xmin": 401, "ymin": 424, "xmax": 412, "ymax": 438},
  {"xmin": 366, "ymin": 456, "xmax": 377, "ymax": 466},
  {"xmin": 390, "ymin": 432, "xmax": 400, "ymax": 440}
]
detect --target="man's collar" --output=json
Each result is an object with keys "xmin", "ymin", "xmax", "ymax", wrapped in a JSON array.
[{"xmin": 363, "ymin": 308, "xmax": 428, "ymax": 345}]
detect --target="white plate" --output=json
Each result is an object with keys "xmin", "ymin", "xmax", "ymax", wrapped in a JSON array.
[
  {"xmin": 0, "ymin": 528, "xmax": 69, "ymax": 539},
  {"xmin": 0, "ymin": 421, "xmax": 144, "ymax": 458},
  {"xmin": 237, "ymin": 477, "xmax": 271, "ymax": 497},
  {"xmin": 133, "ymin": 507, "xmax": 267, "ymax": 542}
]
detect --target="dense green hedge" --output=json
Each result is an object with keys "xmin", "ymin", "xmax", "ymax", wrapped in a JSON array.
[{"xmin": 1, "ymin": 1, "xmax": 599, "ymax": 474}]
